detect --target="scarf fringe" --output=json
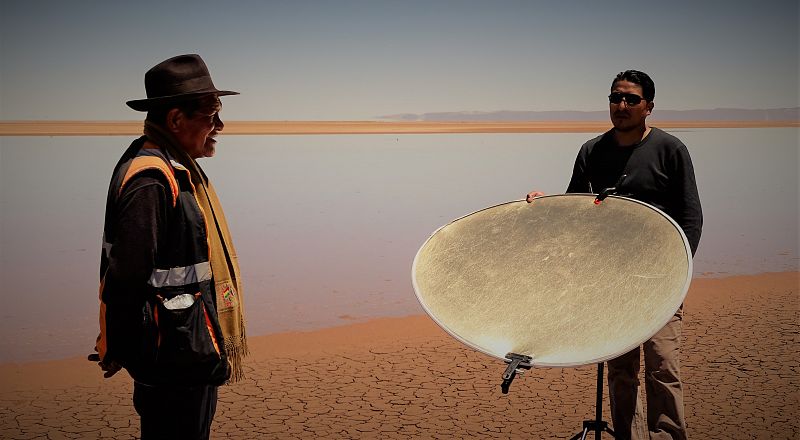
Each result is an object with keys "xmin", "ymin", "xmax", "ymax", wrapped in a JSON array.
[{"xmin": 224, "ymin": 334, "xmax": 249, "ymax": 384}]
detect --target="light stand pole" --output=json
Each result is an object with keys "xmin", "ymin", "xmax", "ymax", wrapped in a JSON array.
[{"xmin": 569, "ymin": 363, "xmax": 617, "ymax": 440}]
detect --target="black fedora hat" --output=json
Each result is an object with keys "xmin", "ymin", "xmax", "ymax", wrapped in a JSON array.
[{"xmin": 126, "ymin": 54, "xmax": 239, "ymax": 111}]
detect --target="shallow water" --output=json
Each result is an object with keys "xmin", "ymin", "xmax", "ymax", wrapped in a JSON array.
[{"xmin": 0, "ymin": 127, "xmax": 797, "ymax": 362}]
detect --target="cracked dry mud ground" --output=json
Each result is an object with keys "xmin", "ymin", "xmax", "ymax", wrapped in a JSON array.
[{"xmin": 1, "ymin": 272, "xmax": 797, "ymax": 439}]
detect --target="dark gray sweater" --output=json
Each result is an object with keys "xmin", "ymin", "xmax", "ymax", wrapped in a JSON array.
[{"xmin": 566, "ymin": 127, "xmax": 703, "ymax": 255}]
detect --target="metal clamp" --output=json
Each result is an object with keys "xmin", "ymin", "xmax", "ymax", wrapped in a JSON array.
[
  {"xmin": 501, "ymin": 352, "xmax": 533, "ymax": 394},
  {"xmin": 594, "ymin": 174, "xmax": 627, "ymax": 204}
]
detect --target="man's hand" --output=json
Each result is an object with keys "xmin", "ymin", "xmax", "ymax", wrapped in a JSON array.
[
  {"xmin": 87, "ymin": 353, "xmax": 123, "ymax": 378},
  {"xmin": 526, "ymin": 191, "xmax": 545, "ymax": 203}
]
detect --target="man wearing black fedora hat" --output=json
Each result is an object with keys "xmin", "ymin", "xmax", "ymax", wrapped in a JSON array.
[{"xmin": 91, "ymin": 54, "xmax": 248, "ymax": 440}]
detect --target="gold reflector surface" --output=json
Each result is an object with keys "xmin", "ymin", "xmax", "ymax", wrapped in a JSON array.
[{"xmin": 412, "ymin": 194, "xmax": 692, "ymax": 367}]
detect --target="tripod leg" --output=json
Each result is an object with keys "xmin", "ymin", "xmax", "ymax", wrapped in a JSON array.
[{"xmin": 568, "ymin": 426, "xmax": 589, "ymax": 440}]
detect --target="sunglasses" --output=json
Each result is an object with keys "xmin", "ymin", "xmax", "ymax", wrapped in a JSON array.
[{"xmin": 608, "ymin": 92, "xmax": 644, "ymax": 106}]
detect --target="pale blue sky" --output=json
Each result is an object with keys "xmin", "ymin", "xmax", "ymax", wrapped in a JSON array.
[{"xmin": 1, "ymin": 0, "xmax": 797, "ymax": 120}]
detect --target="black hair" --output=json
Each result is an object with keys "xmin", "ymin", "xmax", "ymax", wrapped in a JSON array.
[{"xmin": 612, "ymin": 70, "xmax": 655, "ymax": 102}]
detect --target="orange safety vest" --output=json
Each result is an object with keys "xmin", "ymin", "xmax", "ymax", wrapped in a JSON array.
[{"xmin": 97, "ymin": 137, "xmax": 230, "ymax": 386}]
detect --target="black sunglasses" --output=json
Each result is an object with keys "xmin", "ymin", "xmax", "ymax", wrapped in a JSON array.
[{"xmin": 608, "ymin": 92, "xmax": 644, "ymax": 106}]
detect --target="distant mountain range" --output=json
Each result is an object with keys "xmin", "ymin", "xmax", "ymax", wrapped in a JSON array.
[{"xmin": 378, "ymin": 107, "xmax": 799, "ymax": 122}]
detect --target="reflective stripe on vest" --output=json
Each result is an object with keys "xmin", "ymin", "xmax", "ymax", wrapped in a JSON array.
[
  {"xmin": 148, "ymin": 261, "xmax": 212, "ymax": 288},
  {"xmin": 102, "ymin": 239, "xmax": 113, "ymax": 260}
]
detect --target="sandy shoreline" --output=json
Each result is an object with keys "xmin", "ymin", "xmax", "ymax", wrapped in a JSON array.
[
  {"xmin": 0, "ymin": 271, "xmax": 797, "ymax": 438},
  {"xmin": 1, "ymin": 120, "xmax": 798, "ymax": 136}
]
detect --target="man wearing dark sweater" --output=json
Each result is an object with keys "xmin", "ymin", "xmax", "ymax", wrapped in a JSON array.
[{"xmin": 527, "ymin": 70, "xmax": 702, "ymax": 440}]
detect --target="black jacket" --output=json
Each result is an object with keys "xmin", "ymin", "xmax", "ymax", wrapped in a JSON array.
[{"xmin": 97, "ymin": 136, "xmax": 230, "ymax": 387}]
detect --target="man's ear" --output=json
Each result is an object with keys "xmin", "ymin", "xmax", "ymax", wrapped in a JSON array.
[
  {"xmin": 646, "ymin": 101, "xmax": 654, "ymax": 116},
  {"xmin": 166, "ymin": 108, "xmax": 184, "ymax": 133}
]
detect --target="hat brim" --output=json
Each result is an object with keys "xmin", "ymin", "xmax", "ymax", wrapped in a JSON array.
[{"xmin": 126, "ymin": 90, "xmax": 239, "ymax": 111}]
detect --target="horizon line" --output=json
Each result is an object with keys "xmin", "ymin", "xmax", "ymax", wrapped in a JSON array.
[{"xmin": 1, "ymin": 120, "xmax": 797, "ymax": 136}]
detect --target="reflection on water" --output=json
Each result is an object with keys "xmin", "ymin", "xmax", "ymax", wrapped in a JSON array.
[{"xmin": 0, "ymin": 128, "xmax": 797, "ymax": 362}]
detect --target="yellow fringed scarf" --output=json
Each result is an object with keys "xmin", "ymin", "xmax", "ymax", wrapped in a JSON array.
[{"xmin": 145, "ymin": 121, "xmax": 248, "ymax": 383}]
